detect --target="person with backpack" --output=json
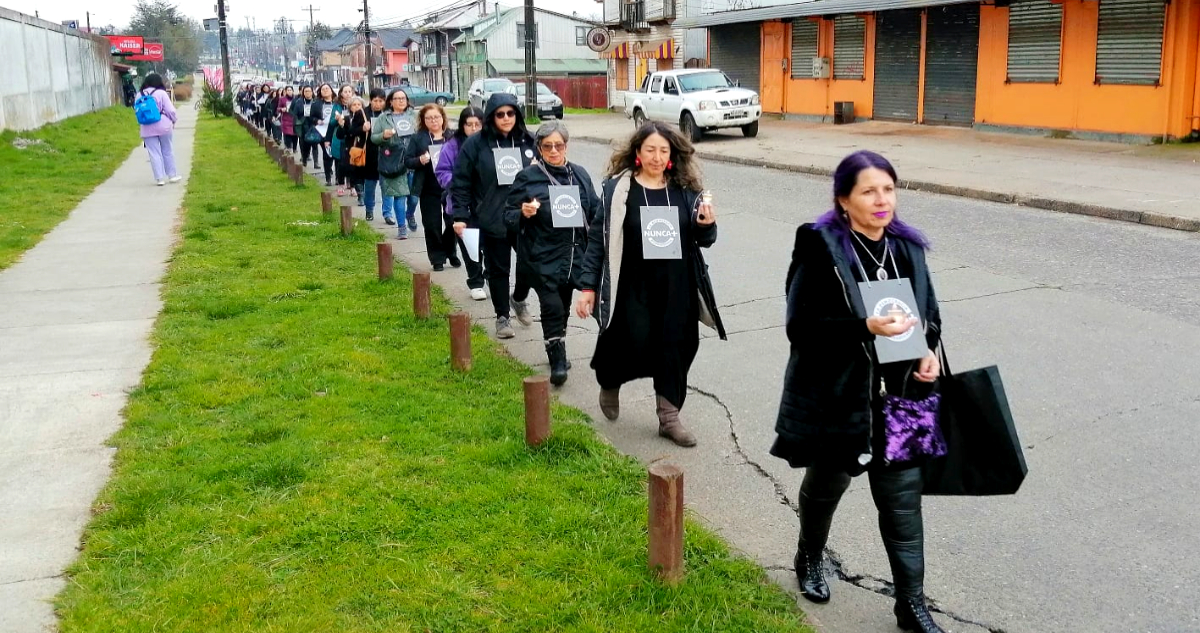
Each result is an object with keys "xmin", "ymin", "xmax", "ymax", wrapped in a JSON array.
[{"xmin": 135, "ymin": 73, "xmax": 180, "ymax": 186}]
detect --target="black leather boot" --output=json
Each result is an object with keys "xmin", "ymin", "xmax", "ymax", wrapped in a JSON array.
[
  {"xmin": 795, "ymin": 478, "xmax": 846, "ymax": 604},
  {"xmin": 546, "ymin": 338, "xmax": 568, "ymax": 386},
  {"xmin": 894, "ymin": 595, "xmax": 945, "ymax": 633},
  {"xmin": 793, "ymin": 549, "xmax": 830, "ymax": 603}
]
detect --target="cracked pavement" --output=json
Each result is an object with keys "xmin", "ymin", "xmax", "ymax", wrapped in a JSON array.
[{"xmin": 373, "ymin": 141, "xmax": 1200, "ymax": 633}]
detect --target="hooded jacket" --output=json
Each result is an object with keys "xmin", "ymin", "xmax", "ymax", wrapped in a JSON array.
[
  {"xmin": 450, "ymin": 92, "xmax": 537, "ymax": 237},
  {"xmin": 503, "ymin": 161, "xmax": 601, "ymax": 291}
]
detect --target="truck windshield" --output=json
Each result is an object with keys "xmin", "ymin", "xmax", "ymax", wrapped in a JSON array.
[{"xmin": 678, "ymin": 71, "xmax": 736, "ymax": 92}]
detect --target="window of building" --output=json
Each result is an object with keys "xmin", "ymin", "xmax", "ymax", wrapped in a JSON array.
[
  {"xmin": 1007, "ymin": 0, "xmax": 1063, "ymax": 83},
  {"xmin": 832, "ymin": 15, "xmax": 865, "ymax": 80},
  {"xmin": 576, "ymin": 26, "xmax": 587, "ymax": 46},
  {"xmin": 790, "ymin": 19, "xmax": 819, "ymax": 80},
  {"xmin": 517, "ymin": 22, "xmax": 540, "ymax": 49},
  {"xmin": 1095, "ymin": 0, "xmax": 1166, "ymax": 85}
]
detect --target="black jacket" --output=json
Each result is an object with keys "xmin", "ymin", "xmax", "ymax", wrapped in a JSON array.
[
  {"xmin": 343, "ymin": 109, "xmax": 370, "ymax": 179},
  {"xmin": 771, "ymin": 223, "xmax": 941, "ymax": 471},
  {"xmin": 503, "ymin": 161, "xmax": 601, "ymax": 290},
  {"xmin": 450, "ymin": 92, "xmax": 537, "ymax": 237},
  {"xmin": 577, "ymin": 173, "xmax": 726, "ymax": 340},
  {"xmin": 308, "ymin": 99, "xmax": 336, "ymax": 143},
  {"xmin": 405, "ymin": 132, "xmax": 448, "ymax": 198},
  {"xmin": 291, "ymin": 97, "xmax": 315, "ymax": 135}
]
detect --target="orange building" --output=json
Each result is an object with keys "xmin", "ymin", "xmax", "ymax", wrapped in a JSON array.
[{"xmin": 677, "ymin": 0, "xmax": 1200, "ymax": 141}]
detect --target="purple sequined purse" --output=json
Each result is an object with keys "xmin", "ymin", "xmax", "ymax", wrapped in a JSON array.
[{"xmin": 881, "ymin": 382, "xmax": 947, "ymax": 464}]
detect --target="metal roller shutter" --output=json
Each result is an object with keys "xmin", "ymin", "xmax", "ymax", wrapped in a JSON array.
[
  {"xmin": 791, "ymin": 19, "xmax": 819, "ymax": 79},
  {"xmin": 709, "ymin": 23, "xmax": 762, "ymax": 92},
  {"xmin": 924, "ymin": 3, "xmax": 980, "ymax": 126},
  {"xmin": 1096, "ymin": 0, "xmax": 1166, "ymax": 85},
  {"xmin": 872, "ymin": 9, "xmax": 921, "ymax": 122},
  {"xmin": 1007, "ymin": 0, "xmax": 1063, "ymax": 83},
  {"xmin": 833, "ymin": 16, "xmax": 866, "ymax": 80}
]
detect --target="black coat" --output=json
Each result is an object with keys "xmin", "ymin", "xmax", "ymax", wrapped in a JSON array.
[
  {"xmin": 343, "ymin": 109, "xmax": 370, "ymax": 180},
  {"xmin": 503, "ymin": 161, "xmax": 601, "ymax": 291},
  {"xmin": 404, "ymin": 132, "xmax": 448, "ymax": 198},
  {"xmin": 771, "ymin": 223, "xmax": 941, "ymax": 471},
  {"xmin": 450, "ymin": 92, "xmax": 536, "ymax": 238},
  {"xmin": 291, "ymin": 97, "xmax": 315, "ymax": 137},
  {"xmin": 307, "ymin": 99, "xmax": 337, "ymax": 143}
]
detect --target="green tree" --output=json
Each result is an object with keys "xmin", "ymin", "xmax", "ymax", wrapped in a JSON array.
[
  {"xmin": 304, "ymin": 22, "xmax": 333, "ymax": 69},
  {"xmin": 128, "ymin": 0, "xmax": 202, "ymax": 77}
]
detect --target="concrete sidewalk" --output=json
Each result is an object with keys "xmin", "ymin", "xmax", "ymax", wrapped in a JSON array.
[
  {"xmin": 568, "ymin": 113, "xmax": 1200, "ymax": 232},
  {"xmin": 0, "ymin": 106, "xmax": 194, "ymax": 632}
]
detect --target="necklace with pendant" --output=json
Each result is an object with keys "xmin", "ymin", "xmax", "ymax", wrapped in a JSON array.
[{"xmin": 851, "ymin": 231, "xmax": 893, "ymax": 281}]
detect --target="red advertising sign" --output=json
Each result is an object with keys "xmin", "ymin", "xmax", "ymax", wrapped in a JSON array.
[
  {"xmin": 129, "ymin": 42, "xmax": 165, "ymax": 62},
  {"xmin": 105, "ymin": 35, "xmax": 144, "ymax": 55}
]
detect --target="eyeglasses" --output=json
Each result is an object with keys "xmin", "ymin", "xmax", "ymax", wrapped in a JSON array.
[
  {"xmin": 390, "ymin": 96, "xmax": 406, "ymax": 102},
  {"xmin": 539, "ymin": 142, "xmax": 566, "ymax": 152},
  {"xmin": 494, "ymin": 110, "xmax": 517, "ymax": 119}
]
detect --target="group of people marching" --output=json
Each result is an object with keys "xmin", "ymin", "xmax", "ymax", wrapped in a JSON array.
[{"xmin": 238, "ymin": 81, "xmax": 952, "ymax": 633}]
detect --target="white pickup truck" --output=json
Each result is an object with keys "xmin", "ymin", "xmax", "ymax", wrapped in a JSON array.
[{"xmin": 624, "ymin": 68, "xmax": 763, "ymax": 142}]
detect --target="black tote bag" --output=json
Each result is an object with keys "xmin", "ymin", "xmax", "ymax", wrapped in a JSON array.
[{"xmin": 922, "ymin": 349, "xmax": 1028, "ymax": 496}]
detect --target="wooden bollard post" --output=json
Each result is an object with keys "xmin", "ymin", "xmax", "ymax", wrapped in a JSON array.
[
  {"xmin": 448, "ymin": 312, "xmax": 472, "ymax": 372},
  {"xmin": 524, "ymin": 375, "xmax": 551, "ymax": 446},
  {"xmin": 321, "ymin": 191, "xmax": 333, "ymax": 215},
  {"xmin": 413, "ymin": 272, "xmax": 431, "ymax": 318},
  {"xmin": 376, "ymin": 242, "xmax": 394, "ymax": 280},
  {"xmin": 648, "ymin": 463, "xmax": 685, "ymax": 584},
  {"xmin": 340, "ymin": 205, "xmax": 353, "ymax": 236},
  {"xmin": 279, "ymin": 152, "xmax": 289, "ymax": 173},
  {"xmin": 290, "ymin": 162, "xmax": 304, "ymax": 185}
]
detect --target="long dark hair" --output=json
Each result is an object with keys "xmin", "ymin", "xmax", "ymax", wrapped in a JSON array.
[
  {"xmin": 605, "ymin": 121, "xmax": 703, "ymax": 192},
  {"xmin": 317, "ymin": 83, "xmax": 334, "ymax": 102},
  {"xmin": 815, "ymin": 150, "xmax": 930, "ymax": 263},
  {"xmin": 140, "ymin": 73, "xmax": 166, "ymax": 92},
  {"xmin": 453, "ymin": 106, "xmax": 484, "ymax": 142}
]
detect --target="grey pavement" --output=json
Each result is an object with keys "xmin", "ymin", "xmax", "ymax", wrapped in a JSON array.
[
  {"xmin": 339, "ymin": 139, "xmax": 1200, "ymax": 633},
  {"xmin": 567, "ymin": 113, "xmax": 1200, "ymax": 232},
  {"xmin": 0, "ymin": 105, "xmax": 194, "ymax": 632}
]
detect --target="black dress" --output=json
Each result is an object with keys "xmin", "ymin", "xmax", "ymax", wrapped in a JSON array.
[{"xmin": 591, "ymin": 182, "xmax": 700, "ymax": 408}]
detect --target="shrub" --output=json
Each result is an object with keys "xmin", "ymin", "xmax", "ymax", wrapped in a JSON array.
[{"xmin": 200, "ymin": 81, "xmax": 234, "ymax": 118}]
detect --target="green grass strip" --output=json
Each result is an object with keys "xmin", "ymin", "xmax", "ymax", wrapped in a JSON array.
[
  {"xmin": 56, "ymin": 114, "xmax": 810, "ymax": 632},
  {"xmin": 0, "ymin": 106, "xmax": 140, "ymax": 271}
]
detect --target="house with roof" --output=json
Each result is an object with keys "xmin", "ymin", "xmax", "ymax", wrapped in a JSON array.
[
  {"xmin": 340, "ymin": 27, "xmax": 418, "ymax": 88},
  {"xmin": 415, "ymin": 2, "xmax": 488, "ymax": 96},
  {"xmin": 314, "ymin": 27, "xmax": 356, "ymax": 84}
]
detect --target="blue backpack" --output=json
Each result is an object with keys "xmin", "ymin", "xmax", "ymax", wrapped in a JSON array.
[{"xmin": 134, "ymin": 92, "xmax": 162, "ymax": 125}]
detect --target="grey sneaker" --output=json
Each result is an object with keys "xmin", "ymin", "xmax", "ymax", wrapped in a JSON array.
[
  {"xmin": 511, "ymin": 299, "xmax": 533, "ymax": 326},
  {"xmin": 495, "ymin": 316, "xmax": 515, "ymax": 339}
]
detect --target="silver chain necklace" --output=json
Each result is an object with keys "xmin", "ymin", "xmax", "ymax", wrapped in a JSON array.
[{"xmin": 850, "ymin": 231, "xmax": 896, "ymax": 281}]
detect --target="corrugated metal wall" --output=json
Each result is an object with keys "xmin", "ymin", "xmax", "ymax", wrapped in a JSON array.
[
  {"xmin": 1096, "ymin": 0, "xmax": 1166, "ymax": 85},
  {"xmin": 872, "ymin": 9, "xmax": 922, "ymax": 122},
  {"xmin": 833, "ymin": 16, "xmax": 866, "ymax": 79},
  {"xmin": 1007, "ymin": 0, "xmax": 1063, "ymax": 83},
  {"xmin": 790, "ymin": 19, "xmax": 819, "ymax": 79},
  {"xmin": 924, "ymin": 3, "xmax": 979, "ymax": 126},
  {"xmin": 709, "ymin": 23, "xmax": 761, "ymax": 92}
]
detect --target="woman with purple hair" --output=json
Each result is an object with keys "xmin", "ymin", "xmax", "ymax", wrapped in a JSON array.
[{"xmin": 771, "ymin": 150, "xmax": 946, "ymax": 632}]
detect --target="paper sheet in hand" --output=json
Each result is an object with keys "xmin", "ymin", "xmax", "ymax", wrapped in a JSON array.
[
  {"xmin": 493, "ymin": 148, "xmax": 523, "ymax": 185},
  {"xmin": 640, "ymin": 206, "xmax": 682, "ymax": 260},
  {"xmin": 429, "ymin": 145, "xmax": 443, "ymax": 169},
  {"xmin": 393, "ymin": 115, "xmax": 415, "ymax": 136},
  {"xmin": 857, "ymin": 277, "xmax": 928, "ymax": 364},
  {"xmin": 461, "ymin": 228, "xmax": 481, "ymax": 262},
  {"xmin": 549, "ymin": 185, "xmax": 585, "ymax": 228}
]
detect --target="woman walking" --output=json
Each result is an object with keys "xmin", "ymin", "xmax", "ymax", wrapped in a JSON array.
[
  {"xmin": 279, "ymin": 86, "xmax": 297, "ymax": 152},
  {"xmin": 435, "ymin": 106, "xmax": 487, "ymax": 300},
  {"xmin": 574, "ymin": 121, "xmax": 725, "ymax": 447},
  {"xmin": 370, "ymin": 88, "xmax": 418, "ymax": 239},
  {"xmin": 330, "ymin": 84, "xmax": 355, "ymax": 196},
  {"xmin": 450, "ymin": 93, "xmax": 537, "ymax": 339},
  {"xmin": 505, "ymin": 121, "xmax": 600, "ymax": 386},
  {"xmin": 405, "ymin": 104, "xmax": 458, "ymax": 271},
  {"xmin": 293, "ymin": 85, "xmax": 320, "ymax": 170},
  {"xmin": 308, "ymin": 83, "xmax": 337, "ymax": 186},
  {"xmin": 342, "ymin": 97, "xmax": 371, "ymax": 208},
  {"xmin": 360, "ymin": 88, "xmax": 386, "ymax": 219},
  {"xmin": 135, "ymin": 73, "xmax": 180, "ymax": 186},
  {"xmin": 256, "ymin": 84, "xmax": 271, "ymax": 129},
  {"xmin": 771, "ymin": 150, "xmax": 945, "ymax": 633},
  {"xmin": 268, "ymin": 88, "xmax": 283, "ymax": 143}
]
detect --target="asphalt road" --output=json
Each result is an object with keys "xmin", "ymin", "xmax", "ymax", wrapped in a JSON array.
[{"xmin": 383, "ymin": 138, "xmax": 1200, "ymax": 633}]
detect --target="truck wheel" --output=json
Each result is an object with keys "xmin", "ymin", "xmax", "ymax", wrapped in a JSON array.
[
  {"xmin": 741, "ymin": 121, "xmax": 759, "ymax": 138},
  {"xmin": 681, "ymin": 112, "xmax": 702, "ymax": 143},
  {"xmin": 633, "ymin": 108, "xmax": 646, "ymax": 128}
]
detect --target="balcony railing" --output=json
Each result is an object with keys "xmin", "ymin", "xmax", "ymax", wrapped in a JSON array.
[
  {"xmin": 621, "ymin": 1, "xmax": 650, "ymax": 32},
  {"xmin": 422, "ymin": 52, "xmax": 447, "ymax": 67},
  {"xmin": 649, "ymin": 0, "xmax": 676, "ymax": 23}
]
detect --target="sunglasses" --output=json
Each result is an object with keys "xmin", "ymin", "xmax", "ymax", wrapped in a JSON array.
[
  {"xmin": 494, "ymin": 110, "xmax": 517, "ymax": 120},
  {"xmin": 539, "ymin": 142, "xmax": 566, "ymax": 152}
]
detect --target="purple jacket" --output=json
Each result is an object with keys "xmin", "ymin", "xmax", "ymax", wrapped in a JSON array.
[
  {"xmin": 138, "ymin": 88, "xmax": 178, "ymax": 139},
  {"xmin": 434, "ymin": 136, "xmax": 462, "ymax": 216}
]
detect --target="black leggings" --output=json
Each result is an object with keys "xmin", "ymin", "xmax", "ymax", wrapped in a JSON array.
[
  {"xmin": 284, "ymin": 134, "xmax": 298, "ymax": 152},
  {"xmin": 419, "ymin": 191, "xmax": 455, "ymax": 266},
  {"xmin": 300, "ymin": 137, "xmax": 320, "ymax": 167},
  {"xmin": 535, "ymin": 283, "xmax": 575, "ymax": 341},
  {"xmin": 334, "ymin": 154, "xmax": 350, "ymax": 186},
  {"xmin": 481, "ymin": 232, "xmax": 531, "ymax": 318},
  {"xmin": 799, "ymin": 464, "xmax": 926, "ymax": 599},
  {"xmin": 320, "ymin": 146, "xmax": 333, "ymax": 182}
]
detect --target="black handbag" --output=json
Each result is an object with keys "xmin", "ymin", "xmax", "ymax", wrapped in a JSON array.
[
  {"xmin": 377, "ymin": 137, "xmax": 407, "ymax": 178},
  {"xmin": 922, "ymin": 347, "xmax": 1028, "ymax": 496}
]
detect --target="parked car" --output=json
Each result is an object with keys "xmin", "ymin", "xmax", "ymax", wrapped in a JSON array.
[
  {"xmin": 504, "ymin": 82, "xmax": 564, "ymax": 119},
  {"xmin": 467, "ymin": 78, "xmax": 514, "ymax": 110},
  {"xmin": 623, "ymin": 69, "xmax": 762, "ymax": 142},
  {"xmin": 403, "ymin": 85, "xmax": 454, "ymax": 107}
]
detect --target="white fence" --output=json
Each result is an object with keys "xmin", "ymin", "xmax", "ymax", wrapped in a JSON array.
[{"xmin": 0, "ymin": 6, "xmax": 118, "ymax": 132}]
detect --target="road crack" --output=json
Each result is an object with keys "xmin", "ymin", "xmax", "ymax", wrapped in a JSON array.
[{"xmin": 938, "ymin": 285, "xmax": 1060, "ymax": 303}]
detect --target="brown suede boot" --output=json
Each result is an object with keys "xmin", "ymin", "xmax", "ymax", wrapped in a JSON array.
[
  {"xmin": 599, "ymin": 388, "xmax": 620, "ymax": 420},
  {"xmin": 656, "ymin": 396, "xmax": 697, "ymax": 447}
]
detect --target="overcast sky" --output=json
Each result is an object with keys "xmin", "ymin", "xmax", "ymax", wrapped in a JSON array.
[{"xmin": 14, "ymin": 0, "xmax": 602, "ymax": 33}]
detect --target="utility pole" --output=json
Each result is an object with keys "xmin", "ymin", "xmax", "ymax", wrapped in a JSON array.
[
  {"xmin": 218, "ymin": 0, "xmax": 232, "ymax": 97},
  {"xmin": 361, "ymin": 0, "xmax": 373, "ymax": 94},
  {"xmin": 522, "ymin": 0, "xmax": 537, "ymax": 119},
  {"xmin": 301, "ymin": 5, "xmax": 320, "ymax": 78},
  {"xmin": 86, "ymin": 12, "xmax": 91, "ymax": 33}
]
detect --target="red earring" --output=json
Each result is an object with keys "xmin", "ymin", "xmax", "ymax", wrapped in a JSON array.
[
  {"xmin": 667, "ymin": 160, "xmax": 674, "ymax": 170},
  {"xmin": 635, "ymin": 157, "xmax": 642, "ymax": 167}
]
